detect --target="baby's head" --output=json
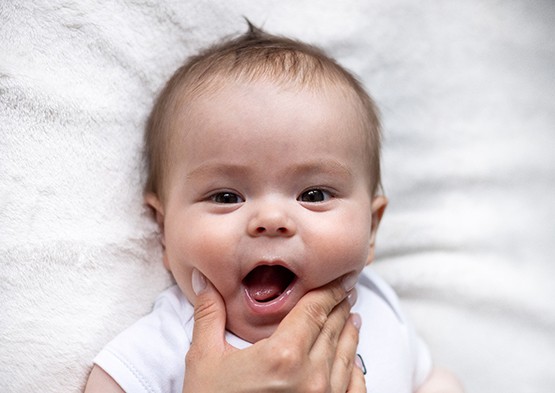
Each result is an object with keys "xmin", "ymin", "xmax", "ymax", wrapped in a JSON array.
[
  {"xmin": 144, "ymin": 24, "xmax": 387, "ymax": 342},
  {"xmin": 146, "ymin": 23, "xmax": 382, "ymax": 202}
]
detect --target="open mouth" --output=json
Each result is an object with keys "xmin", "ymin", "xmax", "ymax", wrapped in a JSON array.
[{"xmin": 242, "ymin": 265, "xmax": 297, "ymax": 303}]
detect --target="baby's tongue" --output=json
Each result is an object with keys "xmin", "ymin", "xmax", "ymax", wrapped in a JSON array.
[{"xmin": 243, "ymin": 265, "xmax": 293, "ymax": 302}]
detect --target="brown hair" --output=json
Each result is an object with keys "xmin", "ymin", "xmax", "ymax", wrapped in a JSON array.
[{"xmin": 145, "ymin": 22, "xmax": 382, "ymax": 202}]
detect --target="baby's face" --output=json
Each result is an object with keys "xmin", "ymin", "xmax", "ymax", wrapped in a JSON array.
[{"xmin": 156, "ymin": 79, "xmax": 385, "ymax": 343}]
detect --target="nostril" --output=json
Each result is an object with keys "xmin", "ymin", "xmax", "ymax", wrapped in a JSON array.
[
  {"xmin": 250, "ymin": 223, "xmax": 293, "ymax": 237},
  {"xmin": 255, "ymin": 226, "xmax": 287, "ymax": 234}
]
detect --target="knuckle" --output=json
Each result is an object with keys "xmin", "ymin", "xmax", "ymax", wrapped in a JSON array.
[
  {"xmin": 324, "ymin": 276, "xmax": 349, "ymax": 304},
  {"xmin": 273, "ymin": 344, "xmax": 301, "ymax": 368},
  {"xmin": 330, "ymin": 281, "xmax": 347, "ymax": 303},
  {"xmin": 337, "ymin": 351, "xmax": 354, "ymax": 373},
  {"xmin": 193, "ymin": 297, "xmax": 219, "ymax": 321},
  {"xmin": 320, "ymin": 322, "xmax": 339, "ymax": 344},
  {"xmin": 304, "ymin": 301, "xmax": 329, "ymax": 330},
  {"xmin": 335, "ymin": 298, "xmax": 353, "ymax": 321},
  {"xmin": 343, "ymin": 317, "xmax": 360, "ymax": 343},
  {"xmin": 313, "ymin": 280, "xmax": 346, "ymax": 307}
]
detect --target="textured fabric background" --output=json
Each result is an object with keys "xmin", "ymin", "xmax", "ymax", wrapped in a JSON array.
[{"xmin": 1, "ymin": 1, "xmax": 554, "ymax": 392}]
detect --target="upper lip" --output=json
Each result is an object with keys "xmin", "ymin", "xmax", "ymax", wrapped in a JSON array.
[{"xmin": 241, "ymin": 258, "xmax": 298, "ymax": 281}]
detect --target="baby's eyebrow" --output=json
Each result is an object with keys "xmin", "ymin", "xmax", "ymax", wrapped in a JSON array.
[
  {"xmin": 287, "ymin": 160, "xmax": 353, "ymax": 178},
  {"xmin": 186, "ymin": 163, "xmax": 250, "ymax": 180},
  {"xmin": 185, "ymin": 160, "xmax": 353, "ymax": 180}
]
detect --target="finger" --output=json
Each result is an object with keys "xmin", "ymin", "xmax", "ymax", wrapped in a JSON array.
[
  {"xmin": 310, "ymin": 289, "xmax": 356, "ymax": 369},
  {"xmin": 189, "ymin": 269, "xmax": 228, "ymax": 355},
  {"xmin": 346, "ymin": 363, "xmax": 366, "ymax": 393},
  {"xmin": 330, "ymin": 313, "xmax": 362, "ymax": 393},
  {"xmin": 272, "ymin": 272, "xmax": 358, "ymax": 352}
]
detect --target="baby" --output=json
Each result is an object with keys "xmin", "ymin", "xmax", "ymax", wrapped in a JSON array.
[{"xmin": 86, "ymin": 24, "xmax": 463, "ymax": 392}]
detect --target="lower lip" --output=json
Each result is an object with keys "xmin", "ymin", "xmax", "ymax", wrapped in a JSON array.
[{"xmin": 243, "ymin": 278, "xmax": 299, "ymax": 316}]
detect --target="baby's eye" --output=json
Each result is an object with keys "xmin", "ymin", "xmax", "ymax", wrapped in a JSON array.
[
  {"xmin": 210, "ymin": 192, "xmax": 244, "ymax": 204},
  {"xmin": 298, "ymin": 189, "xmax": 332, "ymax": 203}
]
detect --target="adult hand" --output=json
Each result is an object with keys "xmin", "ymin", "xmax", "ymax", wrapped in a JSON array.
[{"xmin": 182, "ymin": 269, "xmax": 365, "ymax": 393}]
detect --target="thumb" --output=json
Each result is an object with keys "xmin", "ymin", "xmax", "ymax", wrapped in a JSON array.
[{"xmin": 189, "ymin": 268, "xmax": 228, "ymax": 353}]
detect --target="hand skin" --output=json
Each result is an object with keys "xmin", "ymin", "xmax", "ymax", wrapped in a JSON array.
[
  {"xmin": 84, "ymin": 271, "xmax": 366, "ymax": 393},
  {"xmin": 182, "ymin": 270, "xmax": 365, "ymax": 393}
]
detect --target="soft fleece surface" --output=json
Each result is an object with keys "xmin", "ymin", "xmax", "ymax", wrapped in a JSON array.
[{"xmin": 1, "ymin": 1, "xmax": 554, "ymax": 392}]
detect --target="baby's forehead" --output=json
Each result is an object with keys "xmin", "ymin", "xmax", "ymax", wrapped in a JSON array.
[
  {"xmin": 165, "ymin": 75, "xmax": 369, "ymax": 151},
  {"xmin": 170, "ymin": 77, "xmax": 365, "ymax": 138},
  {"xmin": 176, "ymin": 73, "xmax": 363, "ymax": 114},
  {"xmin": 165, "ymin": 77, "xmax": 371, "ymax": 170}
]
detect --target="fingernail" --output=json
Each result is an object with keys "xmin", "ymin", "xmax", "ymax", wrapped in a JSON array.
[
  {"xmin": 355, "ymin": 354, "xmax": 367, "ymax": 375},
  {"xmin": 342, "ymin": 272, "xmax": 358, "ymax": 291},
  {"xmin": 192, "ymin": 268, "xmax": 207, "ymax": 295},
  {"xmin": 351, "ymin": 313, "xmax": 362, "ymax": 331},
  {"xmin": 347, "ymin": 288, "xmax": 358, "ymax": 307}
]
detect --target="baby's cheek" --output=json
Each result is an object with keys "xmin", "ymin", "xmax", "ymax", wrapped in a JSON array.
[
  {"xmin": 312, "ymin": 223, "xmax": 371, "ymax": 278},
  {"xmin": 185, "ymin": 232, "xmax": 240, "ymax": 289}
]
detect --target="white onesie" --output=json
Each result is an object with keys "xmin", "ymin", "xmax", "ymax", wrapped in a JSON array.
[{"xmin": 94, "ymin": 269, "xmax": 432, "ymax": 393}]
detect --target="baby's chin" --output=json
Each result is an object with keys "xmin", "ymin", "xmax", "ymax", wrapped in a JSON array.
[{"xmin": 226, "ymin": 320, "xmax": 280, "ymax": 344}]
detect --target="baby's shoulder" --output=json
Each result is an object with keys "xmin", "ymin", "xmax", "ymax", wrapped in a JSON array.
[
  {"xmin": 355, "ymin": 269, "xmax": 433, "ymax": 390},
  {"xmin": 355, "ymin": 268, "xmax": 406, "ymax": 323},
  {"xmin": 92, "ymin": 285, "xmax": 192, "ymax": 392}
]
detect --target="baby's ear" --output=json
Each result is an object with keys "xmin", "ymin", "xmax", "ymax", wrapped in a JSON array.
[
  {"xmin": 366, "ymin": 196, "xmax": 388, "ymax": 266},
  {"xmin": 145, "ymin": 193, "xmax": 165, "ymax": 242},
  {"xmin": 145, "ymin": 193, "xmax": 171, "ymax": 270}
]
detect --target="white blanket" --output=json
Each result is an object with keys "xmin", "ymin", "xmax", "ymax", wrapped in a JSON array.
[{"xmin": 1, "ymin": 1, "xmax": 554, "ymax": 392}]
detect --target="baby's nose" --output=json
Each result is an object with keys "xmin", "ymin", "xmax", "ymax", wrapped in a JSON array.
[{"xmin": 247, "ymin": 203, "xmax": 296, "ymax": 237}]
